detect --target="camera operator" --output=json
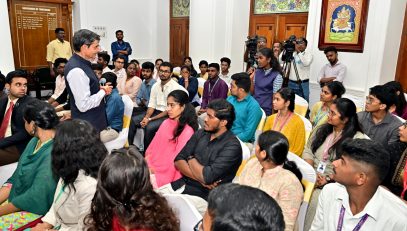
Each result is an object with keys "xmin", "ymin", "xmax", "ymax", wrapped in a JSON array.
[
  {"xmin": 281, "ymin": 36, "xmax": 313, "ymax": 102},
  {"xmin": 244, "ymin": 35, "xmax": 268, "ymax": 70}
]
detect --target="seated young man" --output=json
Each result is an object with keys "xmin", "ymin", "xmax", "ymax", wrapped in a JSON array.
[
  {"xmin": 311, "ymin": 138, "xmax": 407, "ymax": 230},
  {"xmin": 100, "ymin": 72, "xmax": 124, "ymax": 143},
  {"xmin": 159, "ymin": 99, "xmax": 242, "ymax": 214},
  {"xmin": 0, "ymin": 70, "xmax": 34, "ymax": 166},
  {"xmin": 227, "ymin": 72, "xmax": 262, "ymax": 143},
  {"xmin": 358, "ymin": 85, "xmax": 402, "ymax": 147},
  {"xmin": 47, "ymin": 58, "xmax": 68, "ymax": 105}
]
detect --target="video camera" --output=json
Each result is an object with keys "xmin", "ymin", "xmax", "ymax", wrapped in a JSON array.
[
  {"xmin": 282, "ymin": 35, "xmax": 297, "ymax": 62},
  {"xmin": 245, "ymin": 35, "xmax": 258, "ymax": 67}
]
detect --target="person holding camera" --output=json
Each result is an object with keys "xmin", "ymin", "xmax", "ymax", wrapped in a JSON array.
[{"xmin": 282, "ymin": 37, "xmax": 313, "ymax": 102}]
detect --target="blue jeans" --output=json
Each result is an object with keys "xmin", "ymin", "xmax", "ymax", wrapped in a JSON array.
[{"xmin": 288, "ymin": 80, "xmax": 309, "ymax": 102}]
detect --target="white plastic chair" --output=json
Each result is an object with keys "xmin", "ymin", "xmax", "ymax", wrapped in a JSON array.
[
  {"xmin": 104, "ymin": 95, "xmax": 133, "ymax": 153},
  {"xmin": 253, "ymin": 108, "xmax": 267, "ymax": 148},
  {"xmin": 287, "ymin": 152, "xmax": 317, "ymax": 231},
  {"xmin": 164, "ymin": 194, "xmax": 202, "ymax": 231},
  {"xmin": 0, "ymin": 162, "xmax": 18, "ymax": 185},
  {"xmin": 197, "ymin": 78, "xmax": 206, "ymax": 99},
  {"xmin": 297, "ymin": 113, "xmax": 312, "ymax": 144},
  {"xmin": 294, "ymin": 94, "xmax": 309, "ymax": 117}
]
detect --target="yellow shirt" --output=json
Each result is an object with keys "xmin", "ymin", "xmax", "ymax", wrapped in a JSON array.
[
  {"xmin": 46, "ymin": 39, "xmax": 72, "ymax": 63},
  {"xmin": 263, "ymin": 112, "xmax": 306, "ymax": 156},
  {"xmin": 310, "ymin": 101, "xmax": 329, "ymax": 128}
]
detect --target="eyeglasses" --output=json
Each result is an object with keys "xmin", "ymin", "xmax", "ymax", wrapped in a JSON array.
[
  {"xmin": 194, "ymin": 219, "xmax": 203, "ymax": 231},
  {"xmin": 116, "ymin": 61, "xmax": 125, "ymax": 64},
  {"xmin": 159, "ymin": 70, "xmax": 171, "ymax": 74}
]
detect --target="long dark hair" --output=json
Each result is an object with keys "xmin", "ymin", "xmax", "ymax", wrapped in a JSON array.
[
  {"xmin": 258, "ymin": 130, "xmax": 302, "ymax": 182},
  {"xmin": 168, "ymin": 90, "xmax": 198, "ymax": 140},
  {"xmin": 258, "ymin": 48, "xmax": 283, "ymax": 76},
  {"xmin": 311, "ymin": 98, "xmax": 363, "ymax": 158},
  {"xmin": 384, "ymin": 81, "xmax": 406, "ymax": 116},
  {"xmin": 183, "ymin": 56, "xmax": 197, "ymax": 76},
  {"xmin": 277, "ymin": 87, "xmax": 295, "ymax": 112},
  {"xmin": 52, "ymin": 120, "xmax": 107, "ymax": 191},
  {"xmin": 84, "ymin": 148, "xmax": 179, "ymax": 231}
]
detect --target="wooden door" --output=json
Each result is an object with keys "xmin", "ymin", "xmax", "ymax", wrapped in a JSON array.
[
  {"xmin": 170, "ymin": 18, "xmax": 189, "ymax": 67},
  {"xmin": 249, "ymin": 0, "xmax": 308, "ymax": 45},
  {"xmin": 8, "ymin": 0, "xmax": 72, "ymax": 72},
  {"xmin": 396, "ymin": 7, "xmax": 407, "ymax": 92},
  {"xmin": 169, "ymin": 0, "xmax": 190, "ymax": 67}
]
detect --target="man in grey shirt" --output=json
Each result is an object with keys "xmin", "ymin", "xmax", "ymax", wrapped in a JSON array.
[
  {"xmin": 358, "ymin": 85, "xmax": 401, "ymax": 147},
  {"xmin": 318, "ymin": 46, "xmax": 346, "ymax": 87}
]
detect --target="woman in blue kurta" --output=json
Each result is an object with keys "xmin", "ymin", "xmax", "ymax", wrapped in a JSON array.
[
  {"xmin": 252, "ymin": 47, "xmax": 284, "ymax": 116},
  {"xmin": 0, "ymin": 99, "xmax": 59, "ymax": 229}
]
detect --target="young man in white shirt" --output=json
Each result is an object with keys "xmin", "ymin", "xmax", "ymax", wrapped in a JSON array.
[
  {"xmin": 113, "ymin": 55, "xmax": 127, "ymax": 83},
  {"xmin": 48, "ymin": 58, "xmax": 67, "ymax": 105},
  {"xmin": 311, "ymin": 138, "xmax": 407, "ymax": 231}
]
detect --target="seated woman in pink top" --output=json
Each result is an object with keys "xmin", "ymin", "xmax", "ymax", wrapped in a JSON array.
[
  {"xmin": 146, "ymin": 90, "xmax": 198, "ymax": 187},
  {"xmin": 118, "ymin": 62, "xmax": 142, "ymax": 107}
]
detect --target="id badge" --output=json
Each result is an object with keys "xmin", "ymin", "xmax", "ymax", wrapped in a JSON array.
[{"xmin": 317, "ymin": 161, "xmax": 327, "ymax": 174}]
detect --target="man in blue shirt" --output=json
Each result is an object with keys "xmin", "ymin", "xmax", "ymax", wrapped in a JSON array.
[
  {"xmin": 227, "ymin": 72, "xmax": 262, "ymax": 143},
  {"xmin": 111, "ymin": 30, "xmax": 132, "ymax": 64},
  {"xmin": 135, "ymin": 61, "xmax": 156, "ymax": 114},
  {"xmin": 100, "ymin": 72, "xmax": 124, "ymax": 143}
]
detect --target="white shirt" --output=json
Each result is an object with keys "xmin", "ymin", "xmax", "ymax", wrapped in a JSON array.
[
  {"xmin": 219, "ymin": 73, "xmax": 231, "ymax": 87},
  {"xmin": 50, "ymin": 75, "xmax": 65, "ymax": 99},
  {"xmin": 113, "ymin": 68, "xmax": 127, "ymax": 83},
  {"xmin": 148, "ymin": 79, "xmax": 187, "ymax": 112},
  {"xmin": 287, "ymin": 51, "xmax": 313, "ymax": 81},
  {"xmin": 310, "ymin": 183, "xmax": 407, "ymax": 231},
  {"xmin": 318, "ymin": 62, "xmax": 347, "ymax": 83},
  {"xmin": 102, "ymin": 66, "xmax": 113, "ymax": 74},
  {"xmin": 66, "ymin": 68, "xmax": 105, "ymax": 113}
]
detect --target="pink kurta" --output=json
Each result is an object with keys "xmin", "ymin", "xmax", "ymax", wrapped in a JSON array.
[{"xmin": 145, "ymin": 119, "xmax": 195, "ymax": 187}]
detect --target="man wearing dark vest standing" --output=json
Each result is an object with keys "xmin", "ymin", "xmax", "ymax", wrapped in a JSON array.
[{"xmin": 65, "ymin": 29, "xmax": 112, "ymax": 132}]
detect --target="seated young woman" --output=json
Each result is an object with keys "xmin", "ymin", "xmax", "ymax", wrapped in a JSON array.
[
  {"xmin": 310, "ymin": 81, "xmax": 345, "ymax": 128},
  {"xmin": 31, "ymin": 120, "xmax": 107, "ymax": 231},
  {"xmin": 145, "ymin": 90, "xmax": 198, "ymax": 188},
  {"xmin": 118, "ymin": 62, "xmax": 142, "ymax": 107},
  {"xmin": 302, "ymin": 98, "xmax": 366, "ymax": 230},
  {"xmin": 263, "ymin": 87, "xmax": 305, "ymax": 156},
  {"xmin": 84, "ymin": 148, "xmax": 179, "ymax": 231},
  {"xmin": 384, "ymin": 81, "xmax": 407, "ymax": 120},
  {"xmin": 0, "ymin": 100, "xmax": 59, "ymax": 229},
  {"xmin": 237, "ymin": 130, "xmax": 304, "ymax": 231}
]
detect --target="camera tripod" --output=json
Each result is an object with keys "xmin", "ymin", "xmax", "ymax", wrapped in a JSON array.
[{"xmin": 282, "ymin": 52, "xmax": 305, "ymax": 99}]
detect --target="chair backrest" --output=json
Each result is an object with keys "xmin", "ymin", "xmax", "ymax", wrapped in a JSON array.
[
  {"xmin": 197, "ymin": 78, "xmax": 206, "ymax": 98},
  {"xmin": 104, "ymin": 95, "xmax": 133, "ymax": 153},
  {"xmin": 297, "ymin": 113, "xmax": 312, "ymax": 144},
  {"xmin": 294, "ymin": 94, "xmax": 309, "ymax": 117},
  {"xmin": 394, "ymin": 114, "xmax": 406, "ymax": 123},
  {"xmin": 164, "ymin": 194, "xmax": 202, "ymax": 231},
  {"xmin": 0, "ymin": 162, "xmax": 18, "ymax": 185},
  {"xmin": 287, "ymin": 152, "xmax": 316, "ymax": 231},
  {"xmin": 253, "ymin": 108, "xmax": 267, "ymax": 148}
]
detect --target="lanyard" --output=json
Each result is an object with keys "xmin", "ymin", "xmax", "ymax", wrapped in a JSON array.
[
  {"xmin": 313, "ymin": 105, "xmax": 329, "ymax": 125},
  {"xmin": 337, "ymin": 205, "xmax": 369, "ymax": 231},
  {"xmin": 54, "ymin": 184, "xmax": 66, "ymax": 203},
  {"xmin": 272, "ymin": 112, "xmax": 293, "ymax": 132},
  {"xmin": 322, "ymin": 131, "xmax": 342, "ymax": 162},
  {"xmin": 209, "ymin": 78, "xmax": 220, "ymax": 97}
]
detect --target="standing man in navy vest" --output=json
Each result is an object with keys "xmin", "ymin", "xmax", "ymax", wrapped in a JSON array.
[{"xmin": 65, "ymin": 29, "xmax": 112, "ymax": 132}]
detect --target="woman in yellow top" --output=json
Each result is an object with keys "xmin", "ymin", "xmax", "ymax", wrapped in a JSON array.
[
  {"xmin": 310, "ymin": 81, "xmax": 345, "ymax": 128},
  {"xmin": 263, "ymin": 88, "xmax": 305, "ymax": 156}
]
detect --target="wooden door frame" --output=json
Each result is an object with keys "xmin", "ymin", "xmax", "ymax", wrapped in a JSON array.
[
  {"xmin": 395, "ymin": 6, "xmax": 407, "ymax": 91},
  {"xmin": 7, "ymin": 0, "xmax": 73, "ymax": 71},
  {"xmin": 169, "ymin": 0, "xmax": 189, "ymax": 66}
]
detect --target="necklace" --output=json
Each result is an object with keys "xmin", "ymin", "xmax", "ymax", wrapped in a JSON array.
[{"xmin": 272, "ymin": 111, "xmax": 293, "ymax": 132}]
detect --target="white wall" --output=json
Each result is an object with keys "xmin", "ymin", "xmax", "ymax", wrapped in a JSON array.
[
  {"xmin": 306, "ymin": 0, "xmax": 407, "ymax": 107},
  {"xmin": 189, "ymin": 0, "xmax": 250, "ymax": 74},
  {"xmin": 72, "ymin": 0, "xmax": 169, "ymax": 64},
  {"xmin": 0, "ymin": 0, "xmax": 15, "ymax": 73}
]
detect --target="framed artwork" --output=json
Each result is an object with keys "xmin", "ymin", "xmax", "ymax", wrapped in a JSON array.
[
  {"xmin": 254, "ymin": 0, "xmax": 310, "ymax": 14},
  {"xmin": 318, "ymin": 0, "xmax": 369, "ymax": 52},
  {"xmin": 172, "ymin": 0, "xmax": 190, "ymax": 18}
]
